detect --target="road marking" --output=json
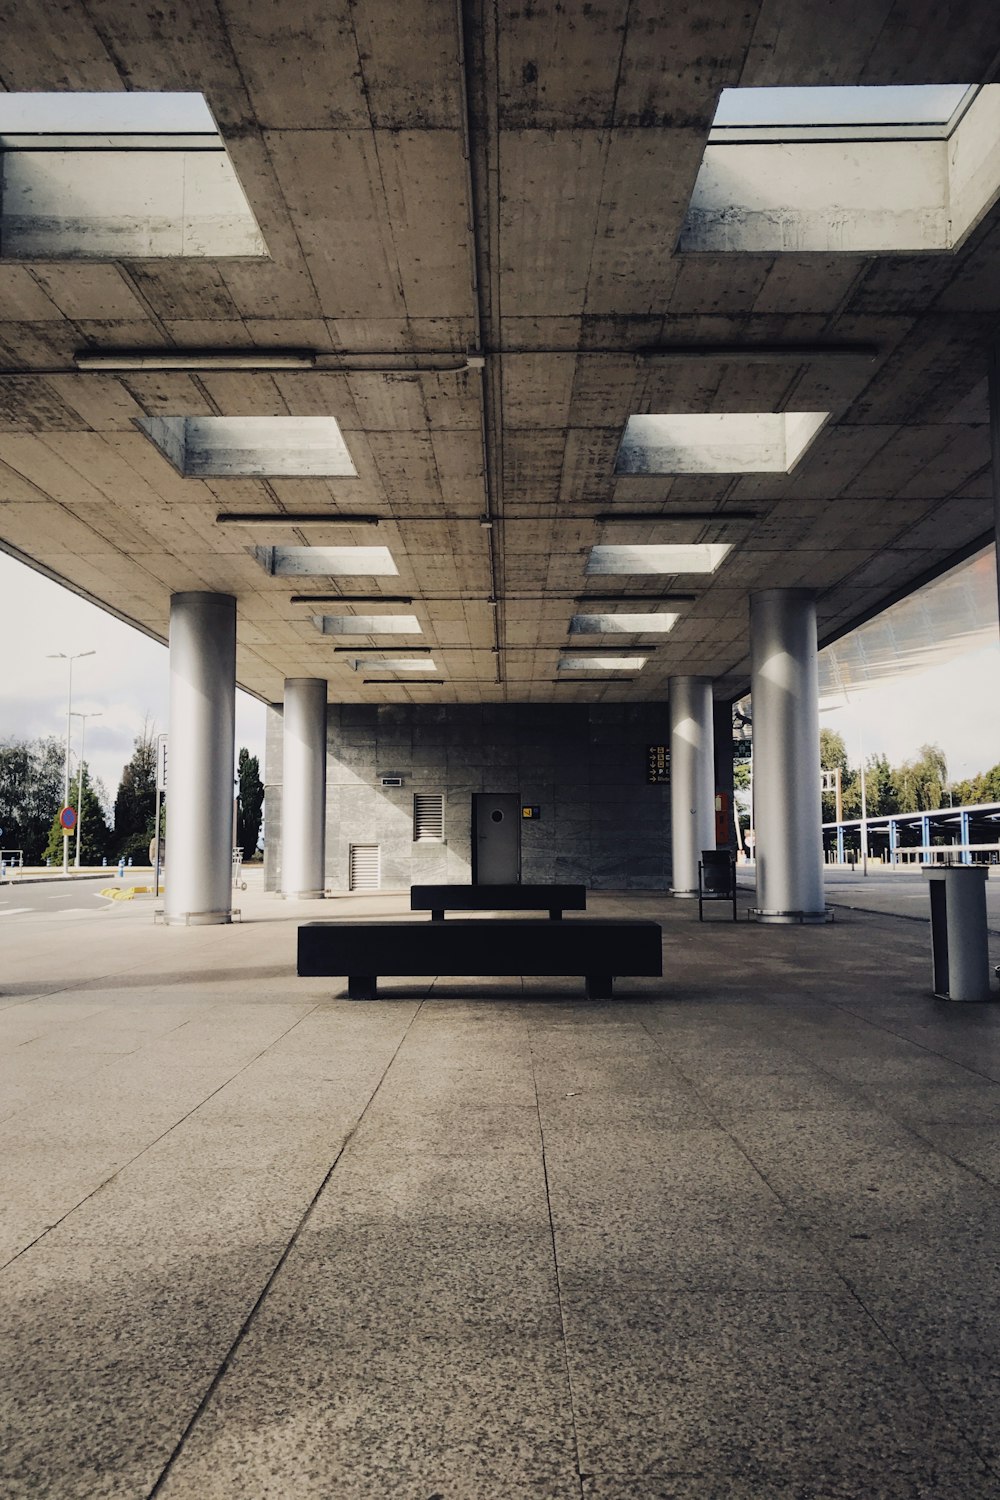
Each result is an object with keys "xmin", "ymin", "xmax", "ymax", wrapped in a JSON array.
[{"xmin": 0, "ymin": 907, "xmax": 31, "ymax": 916}]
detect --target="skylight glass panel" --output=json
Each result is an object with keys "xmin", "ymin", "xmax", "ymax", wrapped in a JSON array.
[
  {"xmin": 712, "ymin": 85, "xmax": 973, "ymax": 131},
  {"xmin": 257, "ymin": 547, "xmax": 398, "ymax": 577},
  {"xmin": 587, "ymin": 544, "xmax": 730, "ymax": 575},
  {"xmin": 140, "ymin": 417, "xmax": 356, "ymax": 477},
  {"xmin": 348, "ymin": 658, "xmax": 437, "ymax": 672},
  {"xmin": 615, "ymin": 413, "xmax": 828, "ymax": 475},
  {"xmin": 558, "ymin": 656, "xmax": 647, "ymax": 671},
  {"xmin": 0, "ymin": 91, "xmax": 266, "ymax": 259},
  {"xmin": 315, "ymin": 615, "xmax": 421, "ymax": 635},
  {"xmin": 570, "ymin": 613, "xmax": 680, "ymax": 634}
]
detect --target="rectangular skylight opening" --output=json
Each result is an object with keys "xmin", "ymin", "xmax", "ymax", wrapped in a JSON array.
[
  {"xmin": 315, "ymin": 615, "xmax": 421, "ymax": 636},
  {"xmin": 0, "ymin": 91, "xmax": 266, "ymax": 259},
  {"xmin": 680, "ymin": 84, "xmax": 1000, "ymax": 255},
  {"xmin": 615, "ymin": 412, "xmax": 828, "ymax": 475},
  {"xmin": 256, "ymin": 547, "xmax": 398, "ymax": 578},
  {"xmin": 348, "ymin": 658, "xmax": 437, "ymax": 672},
  {"xmin": 140, "ymin": 417, "xmax": 357, "ymax": 477},
  {"xmin": 587, "ymin": 544, "xmax": 731, "ymax": 575},
  {"xmin": 559, "ymin": 656, "xmax": 647, "ymax": 671},
  {"xmin": 571, "ymin": 613, "xmax": 680, "ymax": 634}
]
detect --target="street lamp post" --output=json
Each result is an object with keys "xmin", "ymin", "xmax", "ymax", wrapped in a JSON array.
[
  {"xmin": 70, "ymin": 710, "xmax": 102, "ymax": 868},
  {"xmin": 47, "ymin": 651, "xmax": 95, "ymax": 875}
]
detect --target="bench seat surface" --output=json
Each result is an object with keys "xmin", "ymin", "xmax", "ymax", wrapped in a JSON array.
[
  {"xmin": 410, "ymin": 883, "xmax": 586, "ymax": 912},
  {"xmin": 298, "ymin": 918, "xmax": 661, "ymax": 977}
]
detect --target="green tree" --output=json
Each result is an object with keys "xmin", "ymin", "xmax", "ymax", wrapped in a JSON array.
[
  {"xmin": 236, "ymin": 748, "xmax": 264, "ymax": 860},
  {"xmin": 0, "ymin": 737, "xmax": 66, "ymax": 862},
  {"xmin": 43, "ymin": 762, "xmax": 112, "ymax": 864},
  {"xmin": 113, "ymin": 723, "xmax": 157, "ymax": 859},
  {"xmin": 819, "ymin": 728, "xmax": 851, "ymax": 822},
  {"xmin": 895, "ymin": 743, "xmax": 947, "ymax": 812}
]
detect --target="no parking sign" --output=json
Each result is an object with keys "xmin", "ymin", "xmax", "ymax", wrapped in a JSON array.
[{"xmin": 59, "ymin": 806, "xmax": 77, "ymax": 831}]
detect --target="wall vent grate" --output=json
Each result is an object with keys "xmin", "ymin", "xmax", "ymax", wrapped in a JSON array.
[
  {"xmin": 349, "ymin": 844, "xmax": 381, "ymax": 891},
  {"xmin": 413, "ymin": 793, "xmax": 445, "ymax": 842}
]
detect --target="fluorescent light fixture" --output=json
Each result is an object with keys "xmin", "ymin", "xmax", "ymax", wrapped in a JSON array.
[
  {"xmin": 571, "ymin": 613, "xmax": 680, "ymax": 634},
  {"xmin": 349, "ymin": 658, "xmax": 437, "ymax": 672},
  {"xmin": 615, "ymin": 413, "xmax": 828, "ymax": 475},
  {"xmin": 315, "ymin": 615, "xmax": 421, "ymax": 635},
  {"xmin": 587, "ymin": 544, "xmax": 730, "ymax": 575},
  {"xmin": 218, "ymin": 512, "xmax": 378, "ymax": 527},
  {"xmin": 290, "ymin": 594, "xmax": 413, "ymax": 605},
  {"xmin": 256, "ymin": 546, "xmax": 398, "ymax": 577},
  {"xmin": 0, "ymin": 91, "xmax": 266, "ymax": 259},
  {"xmin": 559, "ymin": 656, "xmax": 647, "ymax": 671},
  {"xmin": 141, "ymin": 416, "xmax": 357, "ymax": 478},
  {"xmin": 595, "ymin": 510, "xmax": 759, "ymax": 522},
  {"xmin": 78, "ymin": 350, "xmax": 314, "ymax": 371}
]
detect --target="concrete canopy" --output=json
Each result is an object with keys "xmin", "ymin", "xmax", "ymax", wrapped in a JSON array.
[{"xmin": 1, "ymin": 2, "xmax": 998, "ymax": 707}]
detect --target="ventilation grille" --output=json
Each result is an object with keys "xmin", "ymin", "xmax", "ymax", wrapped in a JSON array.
[
  {"xmin": 348, "ymin": 844, "xmax": 381, "ymax": 892},
  {"xmin": 413, "ymin": 793, "xmax": 444, "ymax": 842}
]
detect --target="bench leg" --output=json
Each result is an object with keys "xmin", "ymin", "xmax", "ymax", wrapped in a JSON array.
[
  {"xmin": 585, "ymin": 974, "xmax": 613, "ymax": 1000},
  {"xmin": 549, "ymin": 908, "xmax": 563, "ymax": 920},
  {"xmin": 432, "ymin": 909, "xmax": 444, "ymax": 922},
  {"xmin": 348, "ymin": 975, "xmax": 376, "ymax": 1000}
]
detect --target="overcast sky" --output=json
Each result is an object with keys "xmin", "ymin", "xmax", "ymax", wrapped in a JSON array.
[
  {"xmin": 1, "ymin": 548, "xmax": 998, "ymax": 811},
  {"xmin": 0, "ymin": 552, "xmax": 266, "ymax": 808}
]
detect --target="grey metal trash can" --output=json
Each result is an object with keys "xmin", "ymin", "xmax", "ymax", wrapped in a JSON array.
[{"xmin": 923, "ymin": 866, "xmax": 992, "ymax": 1002}]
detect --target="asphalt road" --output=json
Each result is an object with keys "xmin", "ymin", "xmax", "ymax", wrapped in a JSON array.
[{"xmin": 0, "ymin": 878, "xmax": 117, "ymax": 918}]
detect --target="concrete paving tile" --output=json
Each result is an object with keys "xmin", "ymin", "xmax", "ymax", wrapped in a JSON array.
[
  {"xmin": 0, "ymin": 1239, "xmax": 282, "ymax": 1500},
  {"xmin": 580, "ymin": 1454, "xmax": 1000, "ymax": 1498},
  {"xmin": 314, "ymin": 1142, "xmax": 551, "ymax": 1225},
  {"xmin": 553, "ymin": 1211, "xmax": 832, "ymax": 1291},
  {"xmin": 727, "ymin": 1109, "xmax": 983, "ymax": 1233},
  {"xmin": 561, "ymin": 1287, "xmax": 984, "ymax": 1484},
  {"xmin": 538, "ymin": 1090, "xmax": 712, "ymax": 1131}
]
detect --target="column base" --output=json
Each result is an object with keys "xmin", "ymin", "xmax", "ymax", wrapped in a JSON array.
[
  {"xmin": 754, "ymin": 909, "xmax": 828, "ymax": 925},
  {"xmin": 163, "ymin": 910, "xmax": 232, "ymax": 926},
  {"xmin": 670, "ymin": 889, "xmax": 699, "ymax": 899},
  {"xmin": 281, "ymin": 889, "xmax": 326, "ymax": 900}
]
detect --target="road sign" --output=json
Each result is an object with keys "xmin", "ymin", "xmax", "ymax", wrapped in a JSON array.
[
  {"xmin": 156, "ymin": 734, "xmax": 168, "ymax": 792},
  {"xmin": 59, "ymin": 806, "xmax": 77, "ymax": 831}
]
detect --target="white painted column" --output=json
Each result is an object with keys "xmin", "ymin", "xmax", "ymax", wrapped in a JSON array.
[
  {"xmin": 165, "ymin": 592, "xmax": 236, "ymax": 925},
  {"xmin": 669, "ymin": 676, "xmax": 715, "ymax": 897},
  {"xmin": 989, "ymin": 346, "xmax": 1000, "ymax": 630},
  {"xmin": 749, "ymin": 589, "xmax": 825, "ymax": 923},
  {"xmin": 281, "ymin": 678, "xmax": 328, "ymax": 899}
]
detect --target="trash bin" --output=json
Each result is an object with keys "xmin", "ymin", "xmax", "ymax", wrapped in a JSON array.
[{"xmin": 923, "ymin": 866, "xmax": 992, "ymax": 1002}]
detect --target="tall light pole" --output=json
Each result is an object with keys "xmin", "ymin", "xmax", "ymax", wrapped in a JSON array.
[
  {"xmin": 47, "ymin": 650, "xmax": 95, "ymax": 875},
  {"xmin": 71, "ymin": 710, "xmax": 102, "ymax": 868}
]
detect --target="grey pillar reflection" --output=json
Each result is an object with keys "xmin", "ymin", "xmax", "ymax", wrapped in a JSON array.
[
  {"xmin": 165, "ymin": 592, "xmax": 236, "ymax": 925},
  {"xmin": 281, "ymin": 678, "xmax": 328, "ymax": 899},
  {"xmin": 990, "ymin": 346, "xmax": 1000, "ymax": 631},
  {"xmin": 669, "ymin": 676, "xmax": 715, "ymax": 896},
  {"xmin": 749, "ymin": 589, "xmax": 825, "ymax": 923}
]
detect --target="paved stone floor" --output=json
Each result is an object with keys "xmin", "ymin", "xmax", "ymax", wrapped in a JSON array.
[{"xmin": 4, "ymin": 876, "xmax": 1000, "ymax": 1498}]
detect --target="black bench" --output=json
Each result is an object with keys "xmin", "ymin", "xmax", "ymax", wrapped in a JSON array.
[
  {"xmin": 410, "ymin": 883, "xmax": 587, "ymax": 922},
  {"xmin": 297, "ymin": 918, "xmax": 662, "ymax": 1000}
]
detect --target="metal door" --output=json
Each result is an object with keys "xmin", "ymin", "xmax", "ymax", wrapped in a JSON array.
[{"xmin": 472, "ymin": 793, "xmax": 521, "ymax": 884}]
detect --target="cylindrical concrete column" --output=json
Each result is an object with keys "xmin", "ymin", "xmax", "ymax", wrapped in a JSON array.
[
  {"xmin": 165, "ymin": 592, "xmax": 236, "ymax": 925},
  {"xmin": 989, "ymin": 346, "xmax": 1000, "ymax": 631},
  {"xmin": 669, "ymin": 676, "xmax": 715, "ymax": 897},
  {"xmin": 749, "ymin": 589, "xmax": 825, "ymax": 923},
  {"xmin": 281, "ymin": 678, "xmax": 328, "ymax": 899}
]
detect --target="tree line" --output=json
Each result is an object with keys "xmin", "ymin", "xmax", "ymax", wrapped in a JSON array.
[
  {"xmin": 0, "ymin": 726, "xmax": 264, "ymax": 865},
  {"xmin": 818, "ymin": 730, "xmax": 967, "ymax": 821}
]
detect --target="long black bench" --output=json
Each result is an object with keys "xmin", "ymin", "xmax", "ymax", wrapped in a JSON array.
[
  {"xmin": 297, "ymin": 918, "xmax": 662, "ymax": 1000},
  {"xmin": 410, "ymin": 883, "xmax": 586, "ymax": 921}
]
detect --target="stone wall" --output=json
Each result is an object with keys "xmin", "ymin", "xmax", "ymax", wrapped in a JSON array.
[{"xmin": 266, "ymin": 702, "xmax": 671, "ymax": 893}]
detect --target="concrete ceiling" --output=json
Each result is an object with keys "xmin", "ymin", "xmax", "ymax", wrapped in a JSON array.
[{"xmin": 1, "ymin": 0, "xmax": 999, "ymax": 706}]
